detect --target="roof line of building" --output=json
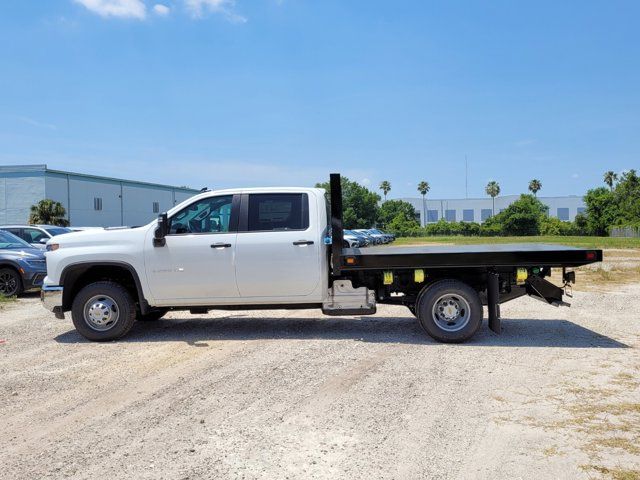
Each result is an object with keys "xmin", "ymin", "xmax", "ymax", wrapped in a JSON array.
[
  {"xmin": 0, "ymin": 164, "xmax": 200, "ymax": 193},
  {"xmin": 399, "ymin": 194, "xmax": 583, "ymax": 202}
]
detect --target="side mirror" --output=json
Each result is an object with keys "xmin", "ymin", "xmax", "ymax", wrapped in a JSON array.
[
  {"xmin": 39, "ymin": 238, "xmax": 49, "ymax": 244},
  {"xmin": 153, "ymin": 213, "xmax": 169, "ymax": 247}
]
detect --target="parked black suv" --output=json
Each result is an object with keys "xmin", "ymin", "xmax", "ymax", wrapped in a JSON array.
[{"xmin": 0, "ymin": 231, "xmax": 47, "ymax": 296}]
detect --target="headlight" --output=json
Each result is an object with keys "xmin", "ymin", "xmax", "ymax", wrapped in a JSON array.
[{"xmin": 46, "ymin": 243, "xmax": 60, "ymax": 252}]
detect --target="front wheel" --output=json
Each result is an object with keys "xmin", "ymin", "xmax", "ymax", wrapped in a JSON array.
[
  {"xmin": 416, "ymin": 280, "xmax": 482, "ymax": 343},
  {"xmin": 0, "ymin": 268, "xmax": 22, "ymax": 297},
  {"xmin": 71, "ymin": 281, "xmax": 137, "ymax": 341}
]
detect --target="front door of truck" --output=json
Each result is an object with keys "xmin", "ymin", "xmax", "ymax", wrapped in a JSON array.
[
  {"xmin": 235, "ymin": 192, "xmax": 321, "ymax": 299},
  {"xmin": 145, "ymin": 194, "xmax": 240, "ymax": 303}
]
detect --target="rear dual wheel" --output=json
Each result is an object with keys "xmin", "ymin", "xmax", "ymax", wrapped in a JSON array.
[{"xmin": 415, "ymin": 280, "xmax": 482, "ymax": 343}]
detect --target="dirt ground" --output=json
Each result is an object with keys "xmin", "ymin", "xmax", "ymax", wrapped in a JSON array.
[{"xmin": 1, "ymin": 260, "xmax": 639, "ymax": 479}]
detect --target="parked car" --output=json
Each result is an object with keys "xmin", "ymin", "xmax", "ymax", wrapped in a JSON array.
[
  {"xmin": 0, "ymin": 225, "xmax": 73, "ymax": 250},
  {"xmin": 344, "ymin": 230, "xmax": 366, "ymax": 248},
  {"xmin": 353, "ymin": 229, "xmax": 382, "ymax": 245},
  {"xmin": 369, "ymin": 228, "xmax": 395, "ymax": 243},
  {"xmin": 0, "ymin": 230, "xmax": 47, "ymax": 296},
  {"xmin": 347, "ymin": 229, "xmax": 370, "ymax": 246}
]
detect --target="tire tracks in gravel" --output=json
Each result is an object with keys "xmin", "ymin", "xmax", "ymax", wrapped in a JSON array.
[{"xmin": 2, "ymin": 335, "xmax": 245, "ymax": 459}]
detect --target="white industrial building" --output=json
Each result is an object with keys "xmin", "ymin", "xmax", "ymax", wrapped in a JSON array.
[
  {"xmin": 402, "ymin": 194, "xmax": 586, "ymax": 226},
  {"xmin": 0, "ymin": 165, "xmax": 199, "ymax": 227}
]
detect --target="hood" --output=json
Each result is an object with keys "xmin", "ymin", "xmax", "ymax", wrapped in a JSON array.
[
  {"xmin": 0, "ymin": 247, "xmax": 45, "ymax": 260},
  {"xmin": 49, "ymin": 225, "xmax": 150, "ymax": 249}
]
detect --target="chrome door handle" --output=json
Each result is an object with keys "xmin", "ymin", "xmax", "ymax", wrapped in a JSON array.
[
  {"xmin": 211, "ymin": 243, "xmax": 232, "ymax": 248},
  {"xmin": 293, "ymin": 240, "xmax": 314, "ymax": 246}
]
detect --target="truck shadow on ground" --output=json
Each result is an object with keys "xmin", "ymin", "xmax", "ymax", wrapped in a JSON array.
[{"xmin": 55, "ymin": 315, "xmax": 628, "ymax": 348}]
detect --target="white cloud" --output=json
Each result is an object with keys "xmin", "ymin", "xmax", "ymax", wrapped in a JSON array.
[
  {"xmin": 361, "ymin": 178, "xmax": 371, "ymax": 187},
  {"xmin": 153, "ymin": 3, "xmax": 170, "ymax": 15},
  {"xmin": 19, "ymin": 116, "xmax": 57, "ymax": 130},
  {"xmin": 73, "ymin": 0, "xmax": 146, "ymax": 19},
  {"xmin": 184, "ymin": 0, "xmax": 247, "ymax": 22}
]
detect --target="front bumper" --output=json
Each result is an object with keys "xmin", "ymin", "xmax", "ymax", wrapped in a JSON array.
[
  {"xmin": 21, "ymin": 270, "xmax": 47, "ymax": 291},
  {"xmin": 41, "ymin": 285, "xmax": 65, "ymax": 319}
]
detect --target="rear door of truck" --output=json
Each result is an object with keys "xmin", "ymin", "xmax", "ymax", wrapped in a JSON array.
[{"xmin": 235, "ymin": 191, "xmax": 322, "ymax": 298}]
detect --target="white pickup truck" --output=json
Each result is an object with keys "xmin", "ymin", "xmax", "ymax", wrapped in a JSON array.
[{"xmin": 42, "ymin": 174, "xmax": 602, "ymax": 343}]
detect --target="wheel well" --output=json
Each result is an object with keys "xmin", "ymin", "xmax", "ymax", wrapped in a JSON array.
[{"xmin": 62, "ymin": 264, "xmax": 142, "ymax": 311}]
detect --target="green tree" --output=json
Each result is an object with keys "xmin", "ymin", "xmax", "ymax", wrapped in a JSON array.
[
  {"xmin": 603, "ymin": 171, "xmax": 618, "ymax": 191},
  {"xmin": 316, "ymin": 177, "xmax": 381, "ymax": 229},
  {"xmin": 417, "ymin": 181, "xmax": 430, "ymax": 226},
  {"xmin": 379, "ymin": 180, "xmax": 391, "ymax": 201},
  {"xmin": 377, "ymin": 200, "xmax": 419, "ymax": 230},
  {"xmin": 583, "ymin": 187, "xmax": 618, "ymax": 236},
  {"xmin": 528, "ymin": 179, "xmax": 542, "ymax": 197},
  {"xmin": 613, "ymin": 169, "xmax": 640, "ymax": 225},
  {"xmin": 387, "ymin": 213, "xmax": 421, "ymax": 236},
  {"xmin": 487, "ymin": 194, "xmax": 548, "ymax": 236},
  {"xmin": 485, "ymin": 181, "xmax": 500, "ymax": 216},
  {"xmin": 28, "ymin": 199, "xmax": 69, "ymax": 226}
]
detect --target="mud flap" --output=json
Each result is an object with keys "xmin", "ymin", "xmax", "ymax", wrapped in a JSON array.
[{"xmin": 487, "ymin": 271, "xmax": 501, "ymax": 334}]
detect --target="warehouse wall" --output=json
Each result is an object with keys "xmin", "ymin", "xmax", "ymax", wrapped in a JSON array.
[
  {"xmin": 402, "ymin": 195, "xmax": 586, "ymax": 226},
  {"xmin": 43, "ymin": 172, "xmax": 197, "ymax": 227},
  {"xmin": 122, "ymin": 184, "xmax": 173, "ymax": 227},
  {"xmin": 0, "ymin": 171, "xmax": 45, "ymax": 224}
]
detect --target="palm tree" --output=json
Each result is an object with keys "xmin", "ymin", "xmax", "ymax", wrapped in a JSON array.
[
  {"xmin": 603, "ymin": 171, "xmax": 618, "ymax": 191},
  {"xmin": 485, "ymin": 181, "xmax": 500, "ymax": 216},
  {"xmin": 379, "ymin": 180, "xmax": 391, "ymax": 202},
  {"xmin": 528, "ymin": 179, "xmax": 542, "ymax": 197},
  {"xmin": 417, "ymin": 181, "xmax": 430, "ymax": 226},
  {"xmin": 29, "ymin": 199, "xmax": 69, "ymax": 226}
]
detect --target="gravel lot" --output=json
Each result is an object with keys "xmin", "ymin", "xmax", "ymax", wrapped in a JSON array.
[{"xmin": 1, "ymin": 280, "xmax": 639, "ymax": 480}]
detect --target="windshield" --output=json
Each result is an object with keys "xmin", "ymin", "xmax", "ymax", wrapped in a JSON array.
[
  {"xmin": 0, "ymin": 230, "xmax": 33, "ymax": 249},
  {"xmin": 44, "ymin": 227, "xmax": 72, "ymax": 236}
]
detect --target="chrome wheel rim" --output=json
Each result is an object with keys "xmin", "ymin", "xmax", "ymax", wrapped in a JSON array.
[
  {"xmin": 83, "ymin": 295, "xmax": 119, "ymax": 331},
  {"xmin": 431, "ymin": 294, "xmax": 471, "ymax": 332},
  {"xmin": 0, "ymin": 272, "xmax": 18, "ymax": 296}
]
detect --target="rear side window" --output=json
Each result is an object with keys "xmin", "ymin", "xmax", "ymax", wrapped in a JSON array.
[{"xmin": 247, "ymin": 194, "xmax": 309, "ymax": 232}]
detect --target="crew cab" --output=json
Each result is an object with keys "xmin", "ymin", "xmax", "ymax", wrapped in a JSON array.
[{"xmin": 42, "ymin": 174, "xmax": 602, "ymax": 343}]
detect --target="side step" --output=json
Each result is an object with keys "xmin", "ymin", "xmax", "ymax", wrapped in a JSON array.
[{"xmin": 322, "ymin": 280, "xmax": 376, "ymax": 316}]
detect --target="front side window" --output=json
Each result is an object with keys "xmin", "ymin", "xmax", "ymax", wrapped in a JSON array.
[
  {"xmin": 24, "ymin": 228, "xmax": 49, "ymax": 243},
  {"xmin": 169, "ymin": 195, "xmax": 233, "ymax": 234},
  {"xmin": 247, "ymin": 193, "xmax": 309, "ymax": 232}
]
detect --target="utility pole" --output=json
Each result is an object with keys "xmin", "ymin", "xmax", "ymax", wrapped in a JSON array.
[{"xmin": 465, "ymin": 155, "xmax": 468, "ymax": 199}]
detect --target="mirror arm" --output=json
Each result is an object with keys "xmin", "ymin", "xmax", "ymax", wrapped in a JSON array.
[{"xmin": 153, "ymin": 213, "xmax": 169, "ymax": 247}]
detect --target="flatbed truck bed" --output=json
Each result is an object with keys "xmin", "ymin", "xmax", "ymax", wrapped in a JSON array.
[{"xmin": 341, "ymin": 244, "xmax": 602, "ymax": 270}]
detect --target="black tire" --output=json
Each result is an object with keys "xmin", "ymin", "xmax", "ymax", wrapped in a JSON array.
[
  {"xmin": 137, "ymin": 308, "xmax": 168, "ymax": 322},
  {"xmin": 0, "ymin": 267, "xmax": 22, "ymax": 297},
  {"xmin": 71, "ymin": 281, "xmax": 137, "ymax": 341},
  {"xmin": 416, "ymin": 280, "xmax": 482, "ymax": 343}
]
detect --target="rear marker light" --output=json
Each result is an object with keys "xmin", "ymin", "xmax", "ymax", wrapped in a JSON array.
[
  {"xmin": 586, "ymin": 251, "xmax": 596, "ymax": 261},
  {"xmin": 345, "ymin": 257, "xmax": 356, "ymax": 265}
]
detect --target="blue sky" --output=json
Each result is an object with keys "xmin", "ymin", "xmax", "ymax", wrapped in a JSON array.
[{"xmin": 0, "ymin": 1, "xmax": 638, "ymax": 199}]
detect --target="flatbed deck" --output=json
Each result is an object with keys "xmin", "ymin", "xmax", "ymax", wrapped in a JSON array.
[{"xmin": 341, "ymin": 243, "xmax": 603, "ymax": 270}]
